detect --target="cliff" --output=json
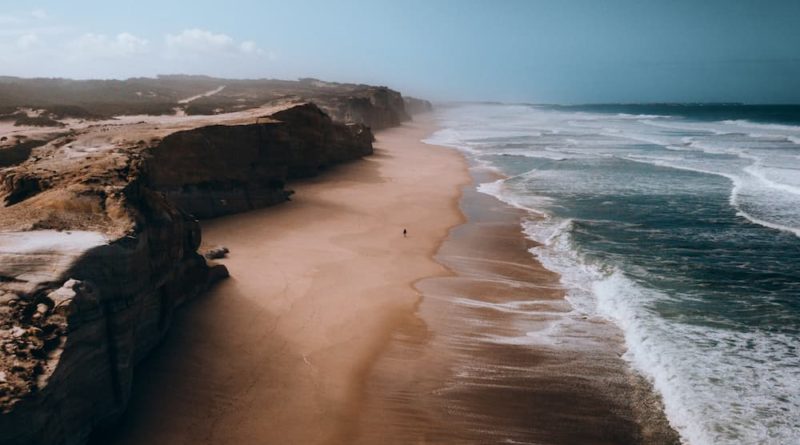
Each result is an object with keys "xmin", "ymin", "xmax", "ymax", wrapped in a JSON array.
[
  {"xmin": 318, "ymin": 85, "xmax": 411, "ymax": 130},
  {"xmin": 0, "ymin": 102, "xmax": 374, "ymax": 444},
  {"xmin": 148, "ymin": 104, "xmax": 373, "ymax": 218},
  {"xmin": 403, "ymin": 96, "xmax": 434, "ymax": 115}
]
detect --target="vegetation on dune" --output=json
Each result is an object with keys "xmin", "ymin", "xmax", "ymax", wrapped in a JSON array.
[{"xmin": 12, "ymin": 114, "xmax": 65, "ymax": 128}]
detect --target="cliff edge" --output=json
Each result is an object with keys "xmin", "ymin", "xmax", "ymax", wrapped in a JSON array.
[{"xmin": 0, "ymin": 102, "xmax": 376, "ymax": 445}]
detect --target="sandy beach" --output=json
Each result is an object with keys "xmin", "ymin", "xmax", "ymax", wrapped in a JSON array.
[
  {"xmin": 103, "ymin": 116, "xmax": 471, "ymax": 444},
  {"xmin": 2, "ymin": 4, "xmax": 795, "ymax": 442},
  {"xmin": 354, "ymin": 167, "xmax": 678, "ymax": 444},
  {"xmin": 98, "ymin": 114, "xmax": 678, "ymax": 445}
]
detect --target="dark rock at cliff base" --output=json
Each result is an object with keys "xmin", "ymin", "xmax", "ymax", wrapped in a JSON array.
[
  {"xmin": 0, "ymin": 139, "xmax": 52, "ymax": 168},
  {"xmin": 204, "ymin": 246, "xmax": 229, "ymax": 259}
]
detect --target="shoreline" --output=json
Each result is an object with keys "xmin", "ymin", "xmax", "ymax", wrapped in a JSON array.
[
  {"xmin": 98, "ymin": 113, "xmax": 678, "ymax": 444},
  {"xmin": 102, "ymin": 115, "xmax": 472, "ymax": 444},
  {"xmin": 354, "ymin": 159, "xmax": 680, "ymax": 443}
]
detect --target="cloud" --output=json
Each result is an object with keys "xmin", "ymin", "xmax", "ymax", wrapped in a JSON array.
[
  {"xmin": 115, "ymin": 32, "xmax": 150, "ymax": 54},
  {"xmin": 165, "ymin": 28, "xmax": 265, "ymax": 57},
  {"xmin": 67, "ymin": 32, "xmax": 149, "ymax": 58},
  {"xmin": 0, "ymin": 9, "xmax": 48, "ymax": 26},
  {"xmin": 0, "ymin": 17, "xmax": 272, "ymax": 78},
  {"xmin": 30, "ymin": 9, "xmax": 48, "ymax": 20},
  {"xmin": 0, "ymin": 8, "xmax": 70, "ymax": 39},
  {"xmin": 16, "ymin": 33, "xmax": 40, "ymax": 49},
  {"xmin": 0, "ymin": 14, "xmax": 25, "ymax": 26},
  {"xmin": 166, "ymin": 28, "xmax": 234, "ymax": 52},
  {"xmin": 239, "ymin": 40, "xmax": 261, "ymax": 54}
]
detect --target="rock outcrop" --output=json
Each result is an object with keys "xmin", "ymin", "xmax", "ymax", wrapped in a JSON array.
[
  {"xmin": 321, "ymin": 86, "xmax": 411, "ymax": 130},
  {"xmin": 0, "ymin": 102, "xmax": 374, "ymax": 445},
  {"xmin": 147, "ymin": 103, "xmax": 372, "ymax": 218},
  {"xmin": 0, "ymin": 149, "xmax": 226, "ymax": 444},
  {"xmin": 403, "ymin": 96, "xmax": 434, "ymax": 115},
  {"xmin": 0, "ymin": 138, "xmax": 58, "ymax": 168}
]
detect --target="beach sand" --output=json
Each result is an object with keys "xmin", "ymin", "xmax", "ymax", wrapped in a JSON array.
[
  {"xmin": 103, "ymin": 116, "xmax": 677, "ymax": 444},
  {"xmin": 354, "ymin": 168, "xmax": 679, "ymax": 444},
  {"xmin": 103, "ymin": 117, "xmax": 471, "ymax": 444}
]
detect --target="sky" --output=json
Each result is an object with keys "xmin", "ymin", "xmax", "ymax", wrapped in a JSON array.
[{"xmin": 1, "ymin": 0, "xmax": 799, "ymax": 103}]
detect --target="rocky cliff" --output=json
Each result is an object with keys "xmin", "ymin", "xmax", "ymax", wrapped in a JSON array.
[
  {"xmin": 0, "ymin": 102, "xmax": 374, "ymax": 445},
  {"xmin": 403, "ymin": 96, "xmax": 434, "ymax": 115},
  {"xmin": 319, "ymin": 86, "xmax": 411, "ymax": 130},
  {"xmin": 148, "ymin": 104, "xmax": 373, "ymax": 218}
]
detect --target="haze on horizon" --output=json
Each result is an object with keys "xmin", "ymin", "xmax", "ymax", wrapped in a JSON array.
[{"xmin": 1, "ymin": 0, "xmax": 799, "ymax": 104}]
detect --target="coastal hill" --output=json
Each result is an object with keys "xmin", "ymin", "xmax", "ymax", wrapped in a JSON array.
[
  {"xmin": 0, "ymin": 76, "xmax": 430, "ymax": 445},
  {"xmin": 0, "ymin": 75, "xmax": 431, "ymax": 131}
]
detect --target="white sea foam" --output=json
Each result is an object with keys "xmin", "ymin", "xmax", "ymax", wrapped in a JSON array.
[
  {"xmin": 423, "ymin": 128, "xmax": 479, "ymax": 154},
  {"xmin": 615, "ymin": 113, "xmax": 665, "ymax": 119},
  {"xmin": 518, "ymin": 215, "xmax": 800, "ymax": 445},
  {"xmin": 592, "ymin": 271, "xmax": 800, "ymax": 445},
  {"xmin": 723, "ymin": 119, "xmax": 800, "ymax": 132},
  {"xmin": 452, "ymin": 296, "xmax": 566, "ymax": 316},
  {"xmin": 742, "ymin": 163, "xmax": 800, "ymax": 197},
  {"xmin": 623, "ymin": 155, "xmax": 800, "ymax": 238},
  {"xmin": 433, "ymin": 103, "xmax": 800, "ymax": 445},
  {"xmin": 476, "ymin": 179, "xmax": 549, "ymax": 216}
]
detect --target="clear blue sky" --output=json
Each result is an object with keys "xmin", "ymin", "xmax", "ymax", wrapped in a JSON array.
[{"xmin": 2, "ymin": 0, "xmax": 799, "ymax": 103}]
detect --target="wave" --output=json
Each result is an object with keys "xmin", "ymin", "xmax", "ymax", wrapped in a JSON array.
[
  {"xmin": 614, "ymin": 113, "xmax": 666, "ymax": 119},
  {"xmin": 640, "ymin": 119, "xmax": 800, "ymax": 146},
  {"xmin": 493, "ymin": 152, "xmax": 570, "ymax": 161},
  {"xmin": 476, "ymin": 178, "xmax": 549, "ymax": 216},
  {"xmin": 592, "ymin": 270, "xmax": 800, "ymax": 445},
  {"xmin": 742, "ymin": 163, "xmax": 800, "ymax": 197},
  {"xmin": 623, "ymin": 155, "xmax": 800, "ymax": 238},
  {"xmin": 434, "ymin": 103, "xmax": 800, "ymax": 445},
  {"xmin": 722, "ymin": 119, "xmax": 800, "ymax": 132},
  {"xmin": 638, "ymin": 119, "xmax": 732, "ymax": 135},
  {"xmin": 423, "ymin": 128, "xmax": 480, "ymax": 154},
  {"xmin": 518, "ymin": 216, "xmax": 800, "ymax": 445},
  {"xmin": 598, "ymin": 129, "xmax": 679, "ymax": 148}
]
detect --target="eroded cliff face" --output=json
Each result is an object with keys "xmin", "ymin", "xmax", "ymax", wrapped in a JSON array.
[
  {"xmin": 321, "ymin": 86, "xmax": 411, "ymax": 130},
  {"xmin": 147, "ymin": 103, "xmax": 373, "ymax": 218},
  {"xmin": 0, "ymin": 151, "xmax": 226, "ymax": 444},
  {"xmin": 0, "ymin": 203, "xmax": 223, "ymax": 445},
  {"xmin": 0, "ymin": 103, "xmax": 374, "ymax": 445},
  {"xmin": 403, "ymin": 96, "xmax": 434, "ymax": 115}
]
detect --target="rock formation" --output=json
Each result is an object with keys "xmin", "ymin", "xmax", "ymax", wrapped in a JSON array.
[
  {"xmin": 148, "ymin": 103, "xmax": 373, "ymax": 218},
  {"xmin": 320, "ymin": 86, "xmax": 411, "ymax": 130},
  {"xmin": 0, "ymin": 101, "xmax": 378, "ymax": 445},
  {"xmin": 403, "ymin": 96, "xmax": 434, "ymax": 115}
]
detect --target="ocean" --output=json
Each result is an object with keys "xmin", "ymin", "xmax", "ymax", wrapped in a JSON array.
[{"xmin": 425, "ymin": 103, "xmax": 800, "ymax": 445}]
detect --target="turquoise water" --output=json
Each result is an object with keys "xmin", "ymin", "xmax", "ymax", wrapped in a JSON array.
[{"xmin": 426, "ymin": 104, "xmax": 800, "ymax": 445}]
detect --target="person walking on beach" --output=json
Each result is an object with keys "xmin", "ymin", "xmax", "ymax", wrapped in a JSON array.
[{"xmin": 403, "ymin": 228, "xmax": 407, "ymax": 237}]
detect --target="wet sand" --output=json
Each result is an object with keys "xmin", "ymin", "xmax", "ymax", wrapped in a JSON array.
[
  {"xmin": 103, "ymin": 117, "xmax": 678, "ymax": 444},
  {"xmin": 354, "ymin": 167, "xmax": 680, "ymax": 444}
]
